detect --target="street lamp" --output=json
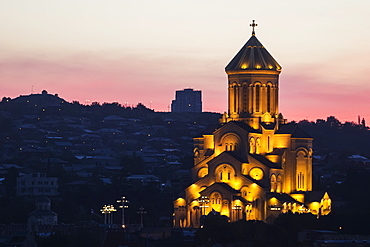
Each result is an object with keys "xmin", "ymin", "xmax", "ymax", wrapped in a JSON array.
[
  {"xmin": 137, "ymin": 206, "xmax": 147, "ymax": 228},
  {"xmin": 117, "ymin": 196, "xmax": 129, "ymax": 228},
  {"xmin": 100, "ymin": 204, "xmax": 117, "ymax": 224},
  {"xmin": 100, "ymin": 205, "xmax": 109, "ymax": 224},
  {"xmin": 198, "ymin": 196, "xmax": 209, "ymax": 216}
]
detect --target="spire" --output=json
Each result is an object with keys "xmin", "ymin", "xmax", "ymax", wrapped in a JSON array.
[{"xmin": 250, "ymin": 20, "xmax": 257, "ymax": 36}]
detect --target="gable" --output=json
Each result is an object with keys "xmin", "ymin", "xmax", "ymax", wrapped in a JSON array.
[
  {"xmin": 207, "ymin": 151, "xmax": 246, "ymax": 176},
  {"xmin": 200, "ymin": 182, "xmax": 240, "ymax": 200}
]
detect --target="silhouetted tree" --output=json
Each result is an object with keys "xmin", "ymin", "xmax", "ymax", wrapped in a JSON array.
[{"xmin": 3, "ymin": 167, "xmax": 19, "ymax": 197}]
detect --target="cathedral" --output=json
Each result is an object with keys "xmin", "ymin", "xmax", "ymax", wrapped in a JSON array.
[{"xmin": 173, "ymin": 21, "xmax": 331, "ymax": 228}]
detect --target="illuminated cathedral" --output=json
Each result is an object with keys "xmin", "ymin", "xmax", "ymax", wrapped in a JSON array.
[{"xmin": 173, "ymin": 21, "xmax": 331, "ymax": 228}]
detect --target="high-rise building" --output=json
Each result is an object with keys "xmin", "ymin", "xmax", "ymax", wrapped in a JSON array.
[
  {"xmin": 171, "ymin": 88, "xmax": 202, "ymax": 113},
  {"xmin": 173, "ymin": 21, "xmax": 331, "ymax": 227}
]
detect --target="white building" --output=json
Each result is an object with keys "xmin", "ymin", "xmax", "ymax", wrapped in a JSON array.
[{"xmin": 17, "ymin": 172, "xmax": 58, "ymax": 196}]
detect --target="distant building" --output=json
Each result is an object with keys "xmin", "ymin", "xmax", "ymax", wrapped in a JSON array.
[
  {"xmin": 28, "ymin": 196, "xmax": 58, "ymax": 231},
  {"xmin": 171, "ymin": 89, "xmax": 202, "ymax": 113},
  {"xmin": 17, "ymin": 172, "xmax": 58, "ymax": 197}
]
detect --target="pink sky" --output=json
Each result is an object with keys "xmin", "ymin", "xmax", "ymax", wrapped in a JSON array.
[{"xmin": 1, "ymin": 1, "xmax": 370, "ymax": 123}]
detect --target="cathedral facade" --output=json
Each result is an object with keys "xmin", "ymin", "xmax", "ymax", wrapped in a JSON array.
[{"xmin": 173, "ymin": 21, "xmax": 331, "ymax": 228}]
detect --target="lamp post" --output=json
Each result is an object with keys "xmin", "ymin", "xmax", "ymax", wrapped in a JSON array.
[
  {"xmin": 117, "ymin": 196, "xmax": 129, "ymax": 228},
  {"xmin": 198, "ymin": 196, "xmax": 209, "ymax": 216},
  {"xmin": 100, "ymin": 205, "xmax": 117, "ymax": 224},
  {"xmin": 137, "ymin": 206, "xmax": 147, "ymax": 228},
  {"xmin": 100, "ymin": 205, "xmax": 109, "ymax": 224},
  {"xmin": 108, "ymin": 205, "xmax": 117, "ymax": 224}
]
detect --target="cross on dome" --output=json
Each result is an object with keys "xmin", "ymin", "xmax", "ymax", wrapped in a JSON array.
[{"xmin": 250, "ymin": 20, "xmax": 258, "ymax": 36}]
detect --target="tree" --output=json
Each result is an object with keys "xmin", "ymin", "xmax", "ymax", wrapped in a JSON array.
[
  {"xmin": 3, "ymin": 167, "xmax": 19, "ymax": 197},
  {"xmin": 326, "ymin": 116, "xmax": 341, "ymax": 128}
]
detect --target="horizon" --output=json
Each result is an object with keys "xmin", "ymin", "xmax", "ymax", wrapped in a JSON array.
[
  {"xmin": 5, "ymin": 89, "xmax": 367, "ymax": 125},
  {"xmin": 1, "ymin": 1, "xmax": 369, "ymax": 123}
]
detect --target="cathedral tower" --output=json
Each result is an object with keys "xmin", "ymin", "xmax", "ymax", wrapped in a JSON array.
[{"xmin": 223, "ymin": 20, "xmax": 283, "ymax": 129}]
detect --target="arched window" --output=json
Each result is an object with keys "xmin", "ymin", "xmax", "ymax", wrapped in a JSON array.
[
  {"xmin": 250, "ymin": 138, "xmax": 256, "ymax": 154},
  {"xmin": 250, "ymin": 84, "xmax": 254, "ymax": 112},
  {"xmin": 270, "ymin": 174, "xmax": 277, "ymax": 192},
  {"xmin": 296, "ymin": 150, "xmax": 308, "ymax": 191},
  {"xmin": 298, "ymin": 172, "xmax": 304, "ymax": 190},
  {"xmin": 233, "ymin": 84, "xmax": 237, "ymax": 112},
  {"xmin": 215, "ymin": 164, "xmax": 235, "ymax": 183},
  {"xmin": 243, "ymin": 84, "xmax": 248, "ymax": 111},
  {"xmin": 241, "ymin": 186, "xmax": 249, "ymax": 198},
  {"xmin": 256, "ymin": 85, "xmax": 261, "ymax": 112},
  {"xmin": 222, "ymin": 134, "xmax": 240, "ymax": 152},
  {"xmin": 255, "ymin": 84, "xmax": 260, "ymax": 112},
  {"xmin": 276, "ymin": 175, "xmax": 282, "ymax": 193},
  {"xmin": 210, "ymin": 192, "xmax": 222, "ymax": 212},
  {"xmin": 256, "ymin": 138, "xmax": 261, "ymax": 154},
  {"xmin": 198, "ymin": 167, "xmax": 208, "ymax": 178},
  {"xmin": 267, "ymin": 85, "xmax": 271, "ymax": 112}
]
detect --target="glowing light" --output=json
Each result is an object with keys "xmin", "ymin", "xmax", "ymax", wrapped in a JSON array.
[
  {"xmin": 230, "ymin": 180, "xmax": 241, "ymax": 190},
  {"xmin": 117, "ymin": 196, "xmax": 129, "ymax": 229},
  {"xmin": 198, "ymin": 168, "xmax": 208, "ymax": 178},
  {"xmin": 241, "ymin": 64, "xmax": 247, "ymax": 69},
  {"xmin": 290, "ymin": 193, "xmax": 305, "ymax": 203},
  {"xmin": 100, "ymin": 204, "xmax": 117, "ymax": 224},
  {"xmin": 249, "ymin": 167, "xmax": 264, "ymax": 180}
]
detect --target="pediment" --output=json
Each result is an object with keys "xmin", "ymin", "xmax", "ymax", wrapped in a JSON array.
[
  {"xmin": 208, "ymin": 151, "xmax": 247, "ymax": 167},
  {"xmin": 248, "ymin": 153, "xmax": 281, "ymax": 169},
  {"xmin": 199, "ymin": 182, "xmax": 240, "ymax": 198},
  {"xmin": 214, "ymin": 121, "xmax": 260, "ymax": 137}
]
